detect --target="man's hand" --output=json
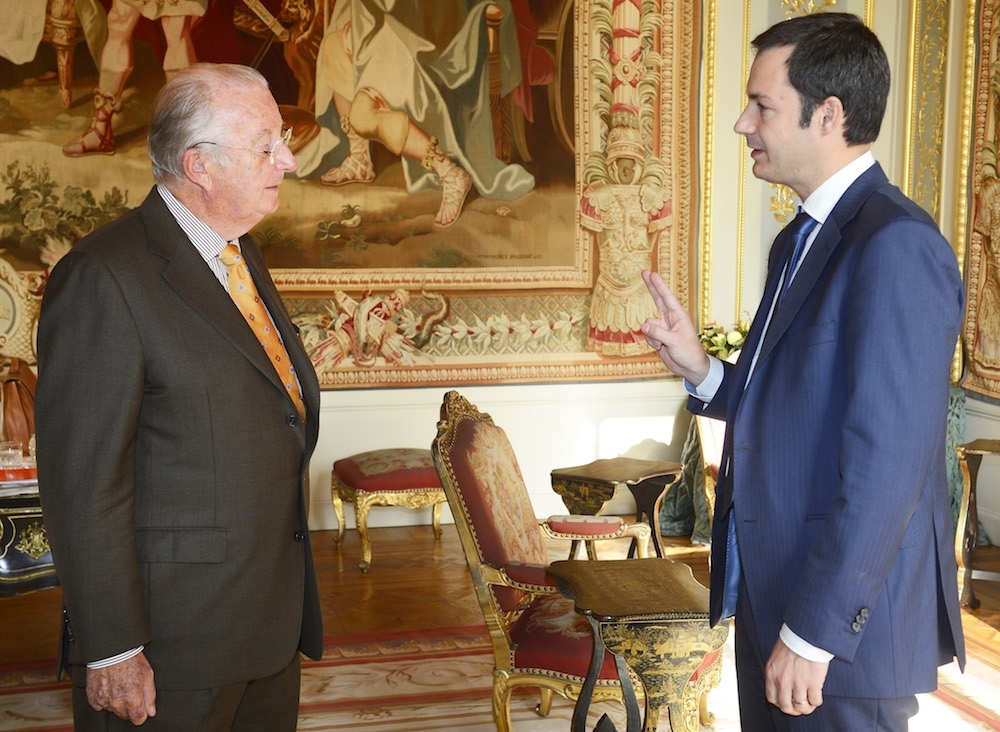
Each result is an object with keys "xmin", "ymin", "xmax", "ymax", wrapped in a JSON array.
[
  {"xmin": 86, "ymin": 652, "xmax": 156, "ymax": 725},
  {"xmin": 640, "ymin": 270, "xmax": 711, "ymax": 384},
  {"xmin": 765, "ymin": 638, "xmax": 829, "ymax": 716}
]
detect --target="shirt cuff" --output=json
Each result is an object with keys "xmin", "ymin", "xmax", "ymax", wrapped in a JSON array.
[
  {"xmin": 685, "ymin": 355, "xmax": 723, "ymax": 402},
  {"xmin": 87, "ymin": 645, "xmax": 144, "ymax": 669},
  {"xmin": 779, "ymin": 624, "xmax": 834, "ymax": 663}
]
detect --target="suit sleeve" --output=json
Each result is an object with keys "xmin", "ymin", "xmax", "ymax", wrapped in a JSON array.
[
  {"xmin": 35, "ymin": 248, "xmax": 152, "ymax": 663},
  {"xmin": 781, "ymin": 215, "xmax": 963, "ymax": 660}
]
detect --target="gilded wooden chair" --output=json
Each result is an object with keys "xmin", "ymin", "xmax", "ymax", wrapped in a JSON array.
[{"xmin": 431, "ymin": 390, "xmax": 657, "ymax": 731}]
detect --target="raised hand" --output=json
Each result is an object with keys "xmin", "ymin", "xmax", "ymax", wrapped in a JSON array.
[{"xmin": 641, "ymin": 270, "xmax": 711, "ymax": 385}]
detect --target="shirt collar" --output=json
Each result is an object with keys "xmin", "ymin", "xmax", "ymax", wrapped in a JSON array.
[
  {"xmin": 156, "ymin": 184, "xmax": 233, "ymax": 263},
  {"xmin": 800, "ymin": 151, "xmax": 876, "ymax": 226}
]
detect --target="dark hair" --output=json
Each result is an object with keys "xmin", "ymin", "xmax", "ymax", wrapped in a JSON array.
[{"xmin": 752, "ymin": 13, "xmax": 889, "ymax": 145}]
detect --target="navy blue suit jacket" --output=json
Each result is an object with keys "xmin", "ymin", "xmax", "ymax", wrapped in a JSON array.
[{"xmin": 694, "ymin": 164, "xmax": 965, "ymax": 698}]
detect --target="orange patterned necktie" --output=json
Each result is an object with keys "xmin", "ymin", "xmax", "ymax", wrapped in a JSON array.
[{"xmin": 219, "ymin": 243, "xmax": 306, "ymax": 421}]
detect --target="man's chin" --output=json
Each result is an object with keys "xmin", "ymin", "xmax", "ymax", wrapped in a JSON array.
[{"xmin": 751, "ymin": 162, "xmax": 775, "ymax": 183}]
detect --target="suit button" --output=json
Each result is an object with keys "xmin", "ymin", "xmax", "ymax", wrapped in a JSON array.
[
  {"xmin": 294, "ymin": 530, "xmax": 306, "ymax": 542},
  {"xmin": 851, "ymin": 621, "xmax": 861, "ymax": 632},
  {"xmin": 286, "ymin": 414, "xmax": 300, "ymax": 427}
]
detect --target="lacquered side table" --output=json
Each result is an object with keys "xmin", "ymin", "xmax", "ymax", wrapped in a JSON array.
[
  {"xmin": 1, "ymin": 486, "xmax": 58, "ymax": 597},
  {"xmin": 546, "ymin": 558, "xmax": 727, "ymax": 732},
  {"xmin": 551, "ymin": 458, "xmax": 681, "ymax": 557}
]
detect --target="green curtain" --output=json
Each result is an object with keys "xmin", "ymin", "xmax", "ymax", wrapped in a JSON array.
[{"xmin": 659, "ymin": 419, "xmax": 711, "ymax": 545}]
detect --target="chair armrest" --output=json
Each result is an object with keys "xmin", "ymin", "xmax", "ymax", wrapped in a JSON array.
[
  {"xmin": 478, "ymin": 561, "xmax": 558, "ymax": 593},
  {"xmin": 540, "ymin": 515, "xmax": 653, "ymax": 558},
  {"xmin": 501, "ymin": 561, "xmax": 558, "ymax": 591},
  {"xmin": 544, "ymin": 514, "xmax": 623, "ymax": 535}
]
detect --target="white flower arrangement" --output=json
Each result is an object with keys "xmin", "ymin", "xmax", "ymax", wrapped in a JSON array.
[{"xmin": 699, "ymin": 320, "xmax": 751, "ymax": 361}]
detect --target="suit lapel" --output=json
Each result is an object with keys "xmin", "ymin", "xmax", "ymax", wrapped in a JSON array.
[
  {"xmin": 138, "ymin": 192, "xmax": 299, "ymax": 411},
  {"xmin": 753, "ymin": 164, "xmax": 888, "ymax": 371}
]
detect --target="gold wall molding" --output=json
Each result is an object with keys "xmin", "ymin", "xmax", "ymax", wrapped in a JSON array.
[
  {"xmin": 903, "ymin": 0, "xmax": 951, "ymax": 220},
  {"xmin": 699, "ymin": 0, "xmax": 719, "ymax": 327}
]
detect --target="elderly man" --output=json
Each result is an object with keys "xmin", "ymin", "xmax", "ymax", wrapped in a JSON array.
[{"xmin": 37, "ymin": 63, "xmax": 322, "ymax": 730}]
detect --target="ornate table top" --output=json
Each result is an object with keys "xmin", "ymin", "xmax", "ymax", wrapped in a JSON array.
[
  {"xmin": 958, "ymin": 439, "xmax": 1000, "ymax": 456},
  {"xmin": 546, "ymin": 558, "xmax": 708, "ymax": 620},
  {"xmin": 551, "ymin": 457, "xmax": 682, "ymax": 487}
]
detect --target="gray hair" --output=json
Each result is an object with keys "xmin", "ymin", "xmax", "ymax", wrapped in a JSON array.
[{"xmin": 147, "ymin": 63, "xmax": 270, "ymax": 185}]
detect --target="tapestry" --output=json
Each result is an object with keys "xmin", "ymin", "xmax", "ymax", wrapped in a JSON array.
[
  {"xmin": 965, "ymin": 0, "xmax": 1000, "ymax": 399},
  {"xmin": 0, "ymin": 0, "xmax": 700, "ymax": 388}
]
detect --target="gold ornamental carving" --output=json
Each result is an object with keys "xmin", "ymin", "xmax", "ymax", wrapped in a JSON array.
[
  {"xmin": 782, "ymin": 0, "xmax": 838, "ymax": 16},
  {"xmin": 770, "ymin": 185, "xmax": 797, "ymax": 226},
  {"xmin": 15, "ymin": 521, "xmax": 50, "ymax": 561}
]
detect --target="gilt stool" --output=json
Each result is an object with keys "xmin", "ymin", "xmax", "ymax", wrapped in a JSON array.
[{"xmin": 331, "ymin": 448, "xmax": 446, "ymax": 572}]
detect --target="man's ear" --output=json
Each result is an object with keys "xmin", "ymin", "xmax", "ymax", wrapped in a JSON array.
[
  {"xmin": 816, "ymin": 96, "xmax": 845, "ymax": 135},
  {"xmin": 182, "ymin": 147, "xmax": 213, "ymax": 192}
]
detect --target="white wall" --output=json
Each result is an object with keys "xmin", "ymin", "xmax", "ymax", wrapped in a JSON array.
[{"xmin": 308, "ymin": 379, "xmax": 691, "ymax": 531}]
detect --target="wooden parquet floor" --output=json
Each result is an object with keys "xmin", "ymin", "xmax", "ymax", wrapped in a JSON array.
[{"xmin": 2, "ymin": 527, "xmax": 998, "ymax": 676}]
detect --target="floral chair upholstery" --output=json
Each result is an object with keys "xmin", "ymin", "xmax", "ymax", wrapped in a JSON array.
[{"xmin": 431, "ymin": 390, "xmax": 655, "ymax": 732}]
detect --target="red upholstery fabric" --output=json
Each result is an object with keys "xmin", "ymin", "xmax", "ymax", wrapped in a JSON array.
[
  {"xmin": 504, "ymin": 561, "xmax": 555, "ymax": 588},
  {"xmin": 510, "ymin": 594, "xmax": 619, "ymax": 680},
  {"xmin": 333, "ymin": 448, "xmax": 441, "ymax": 492},
  {"xmin": 546, "ymin": 515, "xmax": 623, "ymax": 535},
  {"xmin": 445, "ymin": 417, "xmax": 548, "ymax": 613},
  {"xmin": 689, "ymin": 648, "xmax": 722, "ymax": 681}
]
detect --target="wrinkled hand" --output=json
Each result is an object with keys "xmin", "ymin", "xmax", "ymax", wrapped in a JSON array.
[
  {"xmin": 86, "ymin": 652, "xmax": 156, "ymax": 725},
  {"xmin": 765, "ymin": 638, "xmax": 829, "ymax": 716},
  {"xmin": 640, "ymin": 270, "xmax": 710, "ymax": 385}
]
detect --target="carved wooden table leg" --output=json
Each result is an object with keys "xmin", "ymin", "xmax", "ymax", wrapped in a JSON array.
[
  {"xmin": 956, "ymin": 445, "xmax": 982, "ymax": 609},
  {"xmin": 330, "ymin": 475, "xmax": 353, "ymax": 546}
]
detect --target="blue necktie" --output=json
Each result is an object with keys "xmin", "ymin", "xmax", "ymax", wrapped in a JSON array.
[
  {"xmin": 718, "ymin": 210, "xmax": 818, "ymax": 619},
  {"xmin": 779, "ymin": 209, "xmax": 818, "ymax": 304}
]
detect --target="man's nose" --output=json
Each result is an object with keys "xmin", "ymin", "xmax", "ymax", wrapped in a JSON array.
[
  {"xmin": 733, "ymin": 107, "xmax": 753, "ymax": 135},
  {"xmin": 276, "ymin": 143, "xmax": 297, "ymax": 173}
]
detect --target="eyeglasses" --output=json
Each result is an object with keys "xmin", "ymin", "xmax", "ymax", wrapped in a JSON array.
[{"xmin": 195, "ymin": 127, "xmax": 293, "ymax": 165}]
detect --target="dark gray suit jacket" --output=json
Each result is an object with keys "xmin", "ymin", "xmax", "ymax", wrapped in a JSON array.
[{"xmin": 36, "ymin": 187, "xmax": 323, "ymax": 690}]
